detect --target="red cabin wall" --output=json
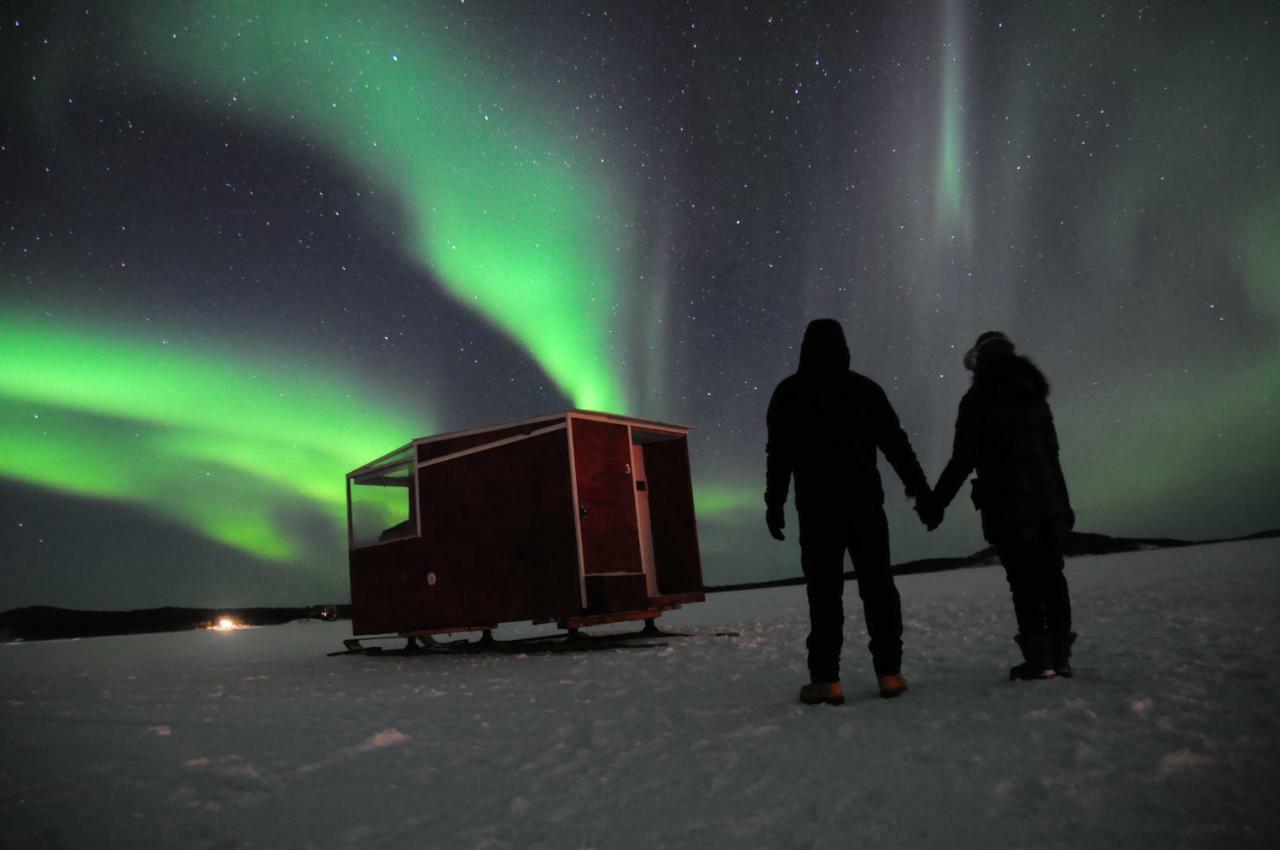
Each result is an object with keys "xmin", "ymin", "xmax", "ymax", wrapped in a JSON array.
[
  {"xmin": 351, "ymin": 427, "xmax": 581, "ymax": 635},
  {"xmin": 418, "ymin": 427, "xmax": 582, "ymax": 628},
  {"xmin": 350, "ymin": 541, "xmax": 432, "ymax": 635}
]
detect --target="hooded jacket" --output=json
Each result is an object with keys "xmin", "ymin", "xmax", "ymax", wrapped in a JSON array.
[
  {"xmin": 933, "ymin": 347, "xmax": 1073, "ymax": 544},
  {"xmin": 765, "ymin": 319, "xmax": 928, "ymax": 513}
]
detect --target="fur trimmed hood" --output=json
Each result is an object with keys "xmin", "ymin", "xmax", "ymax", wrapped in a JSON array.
[{"xmin": 972, "ymin": 351, "xmax": 1050, "ymax": 401}]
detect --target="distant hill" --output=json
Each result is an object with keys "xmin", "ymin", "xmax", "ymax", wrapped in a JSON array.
[
  {"xmin": 704, "ymin": 528, "xmax": 1276, "ymax": 593},
  {"xmin": 3, "ymin": 529, "xmax": 1275, "ymax": 641}
]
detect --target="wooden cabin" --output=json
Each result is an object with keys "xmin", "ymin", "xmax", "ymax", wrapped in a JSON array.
[{"xmin": 346, "ymin": 411, "xmax": 705, "ymax": 637}]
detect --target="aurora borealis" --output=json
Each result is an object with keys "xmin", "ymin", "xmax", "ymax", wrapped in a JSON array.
[
  {"xmin": 0, "ymin": 314, "xmax": 422, "ymax": 562},
  {"xmin": 129, "ymin": 0, "xmax": 633, "ymax": 412},
  {"xmin": 3, "ymin": 2, "xmax": 1278, "ymax": 608}
]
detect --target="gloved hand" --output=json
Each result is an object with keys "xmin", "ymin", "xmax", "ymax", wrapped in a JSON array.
[
  {"xmin": 914, "ymin": 494, "xmax": 943, "ymax": 531},
  {"xmin": 766, "ymin": 504, "xmax": 786, "ymax": 541}
]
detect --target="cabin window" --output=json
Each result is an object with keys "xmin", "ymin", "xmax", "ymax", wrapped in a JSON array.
[{"xmin": 349, "ymin": 461, "xmax": 417, "ymax": 546}]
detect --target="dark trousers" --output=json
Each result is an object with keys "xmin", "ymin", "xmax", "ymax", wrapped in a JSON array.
[
  {"xmin": 996, "ymin": 535, "xmax": 1072, "ymax": 638},
  {"xmin": 799, "ymin": 505, "xmax": 903, "ymax": 682}
]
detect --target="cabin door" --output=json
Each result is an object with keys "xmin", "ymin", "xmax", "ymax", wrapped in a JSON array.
[{"xmin": 570, "ymin": 419, "xmax": 642, "ymax": 576}]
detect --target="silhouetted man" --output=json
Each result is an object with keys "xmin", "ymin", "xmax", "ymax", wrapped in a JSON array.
[
  {"xmin": 926, "ymin": 331, "xmax": 1076, "ymax": 680},
  {"xmin": 765, "ymin": 318, "xmax": 931, "ymax": 705}
]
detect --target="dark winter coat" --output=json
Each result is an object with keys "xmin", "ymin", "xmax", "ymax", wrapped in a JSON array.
[
  {"xmin": 933, "ymin": 350, "xmax": 1073, "ymax": 544},
  {"xmin": 766, "ymin": 320, "xmax": 929, "ymax": 513}
]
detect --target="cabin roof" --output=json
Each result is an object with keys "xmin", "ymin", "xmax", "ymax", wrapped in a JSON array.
[{"xmin": 348, "ymin": 410, "xmax": 691, "ymax": 477}]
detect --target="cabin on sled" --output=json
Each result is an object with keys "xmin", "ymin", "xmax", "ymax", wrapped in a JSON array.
[{"xmin": 345, "ymin": 411, "xmax": 705, "ymax": 638}]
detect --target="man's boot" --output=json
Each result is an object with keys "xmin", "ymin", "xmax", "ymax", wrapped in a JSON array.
[
  {"xmin": 877, "ymin": 674, "xmax": 909, "ymax": 699},
  {"xmin": 799, "ymin": 681, "xmax": 845, "ymax": 705},
  {"xmin": 1009, "ymin": 633, "xmax": 1055, "ymax": 681},
  {"xmin": 1050, "ymin": 631, "xmax": 1077, "ymax": 678}
]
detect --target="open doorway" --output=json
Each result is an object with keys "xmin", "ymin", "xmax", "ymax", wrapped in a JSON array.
[{"xmin": 630, "ymin": 428, "xmax": 702, "ymax": 598}]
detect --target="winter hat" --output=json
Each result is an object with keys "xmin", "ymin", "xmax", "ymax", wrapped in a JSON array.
[{"xmin": 963, "ymin": 330, "xmax": 1014, "ymax": 370}]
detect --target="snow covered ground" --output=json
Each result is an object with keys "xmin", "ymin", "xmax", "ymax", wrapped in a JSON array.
[{"xmin": 3, "ymin": 538, "xmax": 1278, "ymax": 850}]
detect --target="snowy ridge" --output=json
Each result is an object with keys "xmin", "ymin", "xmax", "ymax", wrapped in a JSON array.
[{"xmin": 2, "ymin": 538, "xmax": 1278, "ymax": 849}]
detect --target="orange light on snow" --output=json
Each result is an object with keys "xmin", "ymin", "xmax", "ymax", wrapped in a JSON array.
[{"xmin": 211, "ymin": 617, "xmax": 241, "ymax": 631}]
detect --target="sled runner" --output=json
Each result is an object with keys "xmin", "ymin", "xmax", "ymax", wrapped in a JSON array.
[{"xmin": 329, "ymin": 619, "xmax": 680, "ymax": 657}]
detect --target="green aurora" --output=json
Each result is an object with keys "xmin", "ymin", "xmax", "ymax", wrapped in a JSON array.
[
  {"xmin": 934, "ymin": 0, "xmax": 970, "ymax": 239},
  {"xmin": 128, "ymin": 1, "xmax": 629, "ymax": 413},
  {"xmin": 0, "ymin": 314, "xmax": 427, "ymax": 561},
  {"xmin": 1067, "ymin": 194, "xmax": 1280, "ymax": 529},
  {"xmin": 693, "ymin": 483, "xmax": 761, "ymax": 523}
]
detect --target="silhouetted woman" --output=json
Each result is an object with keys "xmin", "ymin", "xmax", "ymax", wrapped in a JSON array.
[{"xmin": 929, "ymin": 331, "xmax": 1077, "ymax": 679}]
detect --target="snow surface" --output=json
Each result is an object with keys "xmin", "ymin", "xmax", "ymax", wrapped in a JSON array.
[{"xmin": 3, "ymin": 538, "xmax": 1279, "ymax": 850}]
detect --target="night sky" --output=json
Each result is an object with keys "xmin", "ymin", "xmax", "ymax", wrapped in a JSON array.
[{"xmin": 3, "ymin": 1, "xmax": 1278, "ymax": 610}]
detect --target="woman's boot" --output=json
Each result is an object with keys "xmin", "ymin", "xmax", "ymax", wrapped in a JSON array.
[
  {"xmin": 1050, "ymin": 631, "xmax": 1077, "ymax": 678},
  {"xmin": 1009, "ymin": 633, "xmax": 1055, "ymax": 681}
]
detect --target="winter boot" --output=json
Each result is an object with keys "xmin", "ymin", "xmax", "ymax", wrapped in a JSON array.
[
  {"xmin": 877, "ymin": 674, "xmax": 909, "ymax": 699},
  {"xmin": 1009, "ymin": 633, "xmax": 1055, "ymax": 681},
  {"xmin": 1050, "ymin": 631, "xmax": 1077, "ymax": 678},
  {"xmin": 799, "ymin": 681, "xmax": 845, "ymax": 706}
]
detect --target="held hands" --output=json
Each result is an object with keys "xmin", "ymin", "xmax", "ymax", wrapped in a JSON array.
[
  {"xmin": 914, "ymin": 492, "xmax": 944, "ymax": 532},
  {"xmin": 766, "ymin": 504, "xmax": 786, "ymax": 541}
]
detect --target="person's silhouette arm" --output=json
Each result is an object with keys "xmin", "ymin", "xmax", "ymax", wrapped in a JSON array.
[
  {"xmin": 765, "ymin": 503, "xmax": 786, "ymax": 541},
  {"xmin": 871, "ymin": 384, "xmax": 929, "ymax": 501},
  {"xmin": 869, "ymin": 384, "xmax": 944, "ymax": 529},
  {"xmin": 764, "ymin": 384, "xmax": 792, "ymax": 541},
  {"xmin": 932, "ymin": 392, "xmax": 980, "ymax": 525}
]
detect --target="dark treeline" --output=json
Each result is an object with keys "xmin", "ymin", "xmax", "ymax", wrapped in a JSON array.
[{"xmin": 0, "ymin": 604, "xmax": 350, "ymax": 642}]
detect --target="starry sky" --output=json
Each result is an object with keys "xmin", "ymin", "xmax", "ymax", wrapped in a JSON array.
[{"xmin": 3, "ymin": 1, "xmax": 1278, "ymax": 610}]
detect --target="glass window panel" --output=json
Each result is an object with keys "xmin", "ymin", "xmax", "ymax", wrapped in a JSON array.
[{"xmin": 349, "ymin": 462, "xmax": 416, "ymax": 546}]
